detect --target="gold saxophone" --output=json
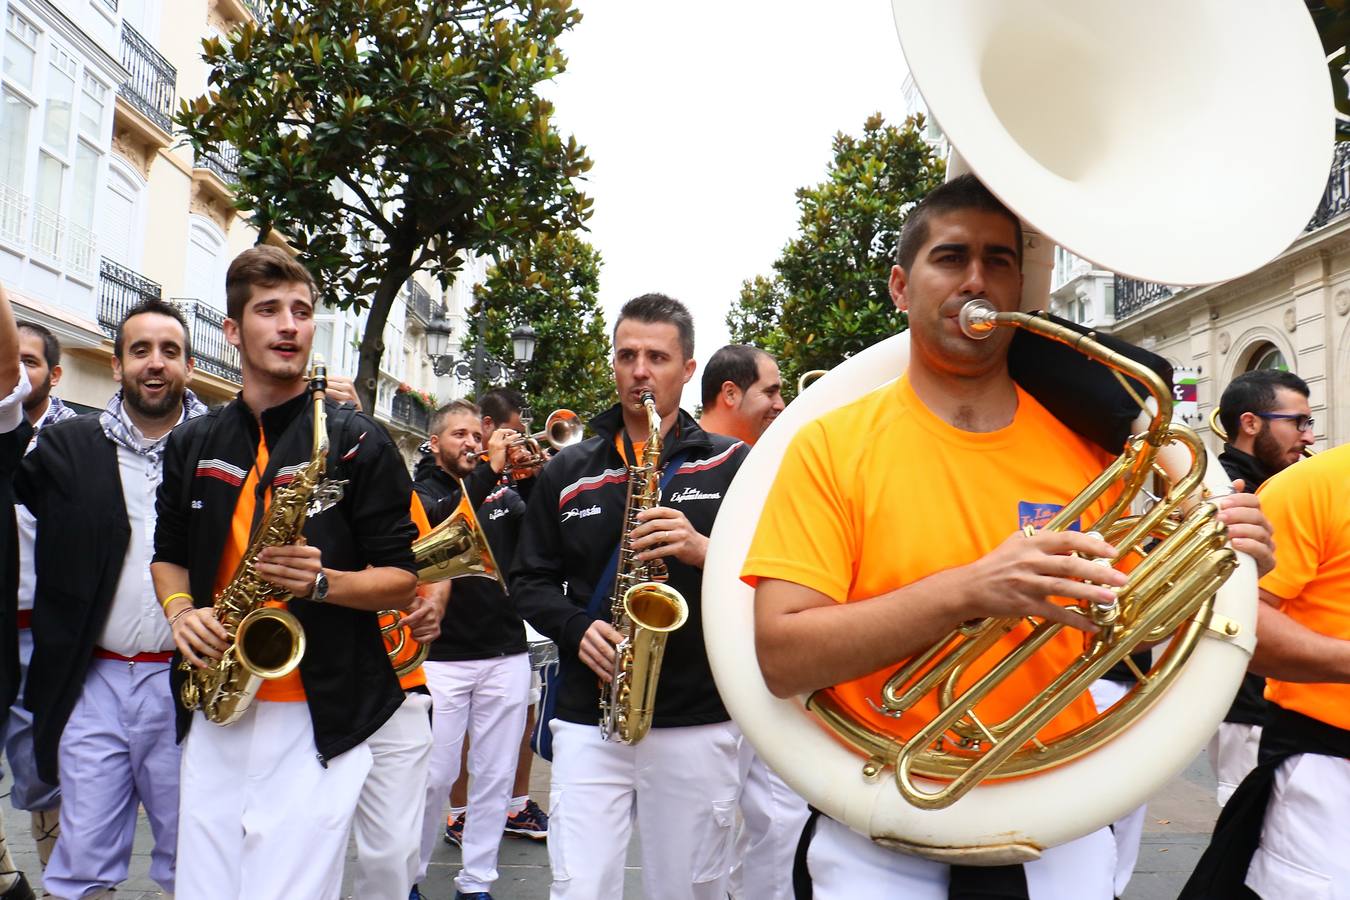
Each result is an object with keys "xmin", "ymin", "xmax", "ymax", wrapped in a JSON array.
[
  {"xmin": 180, "ymin": 360, "xmax": 345, "ymax": 725},
  {"xmin": 599, "ymin": 390, "xmax": 689, "ymax": 744}
]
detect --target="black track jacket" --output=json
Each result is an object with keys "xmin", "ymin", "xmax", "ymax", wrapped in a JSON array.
[
  {"xmin": 1218, "ymin": 444, "xmax": 1274, "ymax": 728},
  {"xmin": 155, "ymin": 392, "xmax": 417, "ymax": 763},
  {"xmin": 413, "ymin": 455, "xmax": 529, "ymax": 661},
  {"xmin": 510, "ymin": 405, "xmax": 748, "ymax": 728}
]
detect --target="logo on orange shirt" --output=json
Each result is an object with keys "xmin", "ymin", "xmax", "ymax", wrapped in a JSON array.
[{"xmin": 1017, "ymin": 501, "xmax": 1080, "ymax": 532}]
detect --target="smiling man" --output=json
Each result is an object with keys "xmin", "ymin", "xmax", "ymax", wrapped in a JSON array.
[
  {"xmin": 17, "ymin": 300, "xmax": 207, "ymax": 899},
  {"xmin": 512, "ymin": 293, "xmax": 750, "ymax": 900},
  {"xmin": 152, "ymin": 246, "xmax": 418, "ymax": 899},
  {"xmin": 409, "ymin": 397, "xmax": 536, "ymax": 900},
  {"xmin": 697, "ymin": 344, "xmax": 785, "ymax": 446}
]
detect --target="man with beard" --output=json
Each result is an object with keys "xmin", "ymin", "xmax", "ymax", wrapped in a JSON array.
[
  {"xmin": 15, "ymin": 300, "xmax": 206, "ymax": 898},
  {"xmin": 513, "ymin": 293, "xmax": 750, "ymax": 900},
  {"xmin": 697, "ymin": 345, "xmax": 785, "ymax": 445},
  {"xmin": 1207, "ymin": 369, "xmax": 1314, "ymax": 807},
  {"xmin": 0, "ymin": 283, "xmax": 36, "ymax": 899},
  {"xmin": 427, "ymin": 387, "xmax": 551, "ymax": 859},
  {"xmin": 411, "ymin": 397, "xmax": 534, "ymax": 900},
  {"xmin": 695, "ymin": 344, "xmax": 800, "ymax": 900},
  {"xmin": 4, "ymin": 323, "xmax": 74, "ymax": 869},
  {"xmin": 155, "ymin": 246, "xmax": 417, "ymax": 899}
]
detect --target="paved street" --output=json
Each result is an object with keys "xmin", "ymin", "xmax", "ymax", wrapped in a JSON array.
[{"xmin": 0, "ymin": 747, "xmax": 1220, "ymax": 899}]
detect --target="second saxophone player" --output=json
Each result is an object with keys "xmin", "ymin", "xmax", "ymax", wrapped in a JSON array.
[{"xmin": 511, "ymin": 294, "xmax": 749, "ymax": 900}]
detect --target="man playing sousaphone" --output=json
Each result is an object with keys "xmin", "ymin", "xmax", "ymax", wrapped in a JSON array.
[{"xmin": 741, "ymin": 177, "xmax": 1275, "ymax": 899}]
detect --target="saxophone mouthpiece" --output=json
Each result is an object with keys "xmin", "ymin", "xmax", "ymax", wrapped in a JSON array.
[
  {"xmin": 309, "ymin": 355, "xmax": 328, "ymax": 393},
  {"xmin": 958, "ymin": 299, "xmax": 1000, "ymax": 340}
]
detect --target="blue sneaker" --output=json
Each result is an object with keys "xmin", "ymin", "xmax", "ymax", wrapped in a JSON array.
[
  {"xmin": 453, "ymin": 894, "xmax": 493, "ymax": 900},
  {"xmin": 443, "ymin": 811, "xmax": 464, "ymax": 847},
  {"xmin": 408, "ymin": 887, "xmax": 423, "ymax": 900},
  {"xmin": 504, "ymin": 798, "xmax": 548, "ymax": 840}
]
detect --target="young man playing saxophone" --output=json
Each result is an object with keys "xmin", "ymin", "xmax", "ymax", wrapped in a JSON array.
[
  {"xmin": 511, "ymin": 294, "xmax": 749, "ymax": 900},
  {"xmin": 742, "ymin": 176, "xmax": 1275, "ymax": 900},
  {"xmin": 152, "ymin": 246, "xmax": 418, "ymax": 899}
]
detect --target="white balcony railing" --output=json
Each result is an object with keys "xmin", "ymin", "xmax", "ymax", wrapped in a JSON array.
[
  {"xmin": 0, "ymin": 184, "xmax": 27, "ymax": 245},
  {"xmin": 31, "ymin": 204, "xmax": 62, "ymax": 260}
]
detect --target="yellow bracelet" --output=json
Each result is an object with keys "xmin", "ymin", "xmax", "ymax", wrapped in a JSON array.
[{"xmin": 161, "ymin": 592, "xmax": 193, "ymax": 614}]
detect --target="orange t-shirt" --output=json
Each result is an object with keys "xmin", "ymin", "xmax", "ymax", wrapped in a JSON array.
[
  {"xmin": 391, "ymin": 494, "xmax": 432, "ymax": 690},
  {"xmin": 1257, "ymin": 443, "xmax": 1350, "ymax": 730},
  {"xmin": 741, "ymin": 373, "xmax": 1118, "ymax": 747},
  {"xmin": 614, "ymin": 433, "xmax": 646, "ymax": 466}
]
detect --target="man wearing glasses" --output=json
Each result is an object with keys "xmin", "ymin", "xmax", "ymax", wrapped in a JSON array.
[
  {"xmin": 1217, "ymin": 370, "xmax": 1316, "ymax": 490},
  {"xmin": 1207, "ymin": 370, "xmax": 1315, "ymax": 808}
]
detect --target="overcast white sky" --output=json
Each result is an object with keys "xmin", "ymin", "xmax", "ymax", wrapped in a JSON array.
[{"xmin": 544, "ymin": 1, "xmax": 913, "ymax": 407}]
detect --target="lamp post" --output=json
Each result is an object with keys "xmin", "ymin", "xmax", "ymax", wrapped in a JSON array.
[{"xmin": 425, "ymin": 310, "xmax": 537, "ymax": 397}]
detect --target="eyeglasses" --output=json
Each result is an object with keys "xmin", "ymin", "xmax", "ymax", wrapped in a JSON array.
[{"xmin": 1255, "ymin": 412, "xmax": 1315, "ymax": 432}]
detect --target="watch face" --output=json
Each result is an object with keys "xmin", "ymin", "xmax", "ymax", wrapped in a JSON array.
[{"xmin": 314, "ymin": 572, "xmax": 329, "ymax": 601}]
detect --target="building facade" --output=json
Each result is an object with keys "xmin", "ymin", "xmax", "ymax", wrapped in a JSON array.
[
  {"xmin": 1109, "ymin": 143, "xmax": 1350, "ymax": 452},
  {"xmin": 0, "ymin": 0, "xmax": 454, "ymax": 457}
]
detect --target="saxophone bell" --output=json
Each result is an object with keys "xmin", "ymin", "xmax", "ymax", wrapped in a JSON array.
[{"xmin": 180, "ymin": 360, "xmax": 330, "ymax": 725}]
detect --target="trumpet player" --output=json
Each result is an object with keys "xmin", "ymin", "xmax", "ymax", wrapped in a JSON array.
[
  {"xmin": 512, "ymin": 294, "xmax": 749, "ymax": 900},
  {"xmin": 424, "ymin": 387, "xmax": 551, "ymax": 859},
  {"xmin": 411, "ymin": 397, "xmax": 534, "ymax": 900},
  {"xmin": 15, "ymin": 300, "xmax": 206, "ymax": 899},
  {"xmin": 152, "ymin": 247, "xmax": 418, "ymax": 899},
  {"xmin": 743, "ymin": 177, "xmax": 1275, "ymax": 900}
]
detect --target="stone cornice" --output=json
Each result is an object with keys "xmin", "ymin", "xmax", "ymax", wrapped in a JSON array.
[
  {"xmin": 26, "ymin": 0, "xmax": 129, "ymax": 83},
  {"xmin": 1112, "ymin": 215, "xmax": 1350, "ymax": 332}
]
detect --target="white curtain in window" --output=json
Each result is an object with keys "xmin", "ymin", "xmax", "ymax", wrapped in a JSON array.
[
  {"xmin": 184, "ymin": 217, "xmax": 225, "ymax": 307},
  {"xmin": 100, "ymin": 163, "xmax": 141, "ymax": 267}
]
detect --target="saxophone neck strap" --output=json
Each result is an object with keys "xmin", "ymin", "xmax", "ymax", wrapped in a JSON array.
[{"xmin": 585, "ymin": 448, "xmax": 691, "ymax": 619}]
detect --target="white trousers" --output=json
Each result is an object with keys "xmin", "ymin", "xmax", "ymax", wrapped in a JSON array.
[
  {"xmin": 730, "ymin": 736, "xmax": 809, "ymax": 900},
  {"xmin": 1088, "ymin": 678, "xmax": 1145, "ymax": 897},
  {"xmin": 417, "ymin": 655, "xmax": 531, "ymax": 891},
  {"xmin": 350, "ymin": 691, "xmax": 433, "ymax": 900},
  {"xmin": 1246, "ymin": 752, "xmax": 1350, "ymax": 899},
  {"xmin": 1207, "ymin": 721, "xmax": 1262, "ymax": 807},
  {"xmin": 547, "ymin": 718, "xmax": 740, "ymax": 900},
  {"xmin": 176, "ymin": 702, "xmax": 372, "ymax": 900},
  {"xmin": 806, "ymin": 814, "xmax": 1116, "ymax": 900}
]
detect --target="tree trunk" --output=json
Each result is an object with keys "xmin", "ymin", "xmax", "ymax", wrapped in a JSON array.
[{"xmin": 354, "ymin": 249, "xmax": 415, "ymax": 414}]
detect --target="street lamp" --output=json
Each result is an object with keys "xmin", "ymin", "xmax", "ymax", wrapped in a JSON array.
[
  {"xmin": 510, "ymin": 324, "xmax": 537, "ymax": 368},
  {"xmin": 425, "ymin": 310, "xmax": 536, "ymax": 396}
]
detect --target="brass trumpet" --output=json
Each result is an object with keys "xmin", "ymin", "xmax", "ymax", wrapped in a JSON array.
[{"xmin": 505, "ymin": 409, "xmax": 584, "ymax": 474}]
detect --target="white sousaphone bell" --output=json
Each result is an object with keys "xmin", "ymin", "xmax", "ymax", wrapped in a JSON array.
[{"xmin": 704, "ymin": 0, "xmax": 1333, "ymax": 863}]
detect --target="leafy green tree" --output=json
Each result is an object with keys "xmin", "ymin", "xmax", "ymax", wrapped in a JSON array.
[
  {"xmin": 1308, "ymin": 0, "xmax": 1350, "ymax": 139},
  {"xmin": 177, "ymin": 0, "xmax": 592, "ymax": 410},
  {"xmin": 466, "ymin": 231, "xmax": 613, "ymax": 419},
  {"xmin": 727, "ymin": 113, "xmax": 944, "ymax": 395}
]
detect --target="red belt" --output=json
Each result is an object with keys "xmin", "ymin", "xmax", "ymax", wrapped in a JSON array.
[
  {"xmin": 94, "ymin": 648, "xmax": 175, "ymax": 663},
  {"xmin": 16, "ymin": 610, "xmax": 31, "ymax": 629}
]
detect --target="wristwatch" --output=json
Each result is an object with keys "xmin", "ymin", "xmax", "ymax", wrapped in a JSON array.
[{"xmin": 310, "ymin": 570, "xmax": 330, "ymax": 604}]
